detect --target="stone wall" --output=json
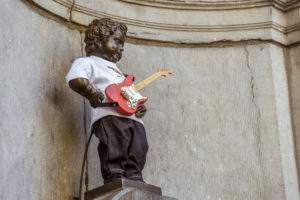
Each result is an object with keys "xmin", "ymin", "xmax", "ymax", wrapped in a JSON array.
[
  {"xmin": 122, "ymin": 43, "xmax": 285, "ymax": 200},
  {"xmin": 1, "ymin": 0, "xmax": 300, "ymax": 200}
]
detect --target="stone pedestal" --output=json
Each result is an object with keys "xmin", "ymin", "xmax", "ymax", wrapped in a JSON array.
[{"xmin": 84, "ymin": 179, "xmax": 177, "ymax": 200}]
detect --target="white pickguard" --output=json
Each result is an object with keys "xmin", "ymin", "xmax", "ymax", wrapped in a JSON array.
[{"xmin": 120, "ymin": 84, "xmax": 147, "ymax": 109}]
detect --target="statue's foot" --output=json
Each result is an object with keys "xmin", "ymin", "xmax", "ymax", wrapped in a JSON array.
[{"xmin": 103, "ymin": 173, "xmax": 125, "ymax": 184}]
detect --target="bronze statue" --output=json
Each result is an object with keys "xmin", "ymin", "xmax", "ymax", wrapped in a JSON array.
[{"xmin": 66, "ymin": 18, "xmax": 148, "ymax": 184}]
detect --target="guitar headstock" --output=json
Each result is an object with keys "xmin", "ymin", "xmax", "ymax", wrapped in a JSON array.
[{"xmin": 158, "ymin": 69, "xmax": 173, "ymax": 77}]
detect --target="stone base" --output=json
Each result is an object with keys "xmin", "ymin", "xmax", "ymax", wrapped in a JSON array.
[{"xmin": 84, "ymin": 179, "xmax": 177, "ymax": 200}]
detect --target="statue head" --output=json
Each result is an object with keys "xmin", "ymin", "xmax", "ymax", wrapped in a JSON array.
[{"xmin": 84, "ymin": 18, "xmax": 128, "ymax": 63}]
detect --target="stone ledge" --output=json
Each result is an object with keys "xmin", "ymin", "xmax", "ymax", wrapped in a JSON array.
[{"xmin": 84, "ymin": 179, "xmax": 177, "ymax": 200}]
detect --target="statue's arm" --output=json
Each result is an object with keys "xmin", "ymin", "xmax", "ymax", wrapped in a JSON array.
[{"xmin": 68, "ymin": 78, "xmax": 104, "ymax": 108}]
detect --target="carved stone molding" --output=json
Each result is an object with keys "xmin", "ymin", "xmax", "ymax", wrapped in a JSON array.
[
  {"xmin": 117, "ymin": 0, "xmax": 299, "ymax": 11},
  {"xmin": 24, "ymin": 0, "xmax": 300, "ymax": 46}
]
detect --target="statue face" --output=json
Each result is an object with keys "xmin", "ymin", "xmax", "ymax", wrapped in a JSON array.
[{"xmin": 101, "ymin": 29, "xmax": 125, "ymax": 63}]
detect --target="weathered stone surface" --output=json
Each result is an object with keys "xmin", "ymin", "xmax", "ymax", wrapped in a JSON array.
[
  {"xmin": 288, "ymin": 44, "xmax": 300, "ymax": 186},
  {"xmin": 270, "ymin": 45, "xmax": 299, "ymax": 200}
]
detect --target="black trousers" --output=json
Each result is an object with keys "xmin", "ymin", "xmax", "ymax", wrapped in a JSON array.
[{"xmin": 93, "ymin": 115, "xmax": 148, "ymax": 182}]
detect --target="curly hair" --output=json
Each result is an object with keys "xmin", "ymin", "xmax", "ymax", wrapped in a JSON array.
[{"xmin": 84, "ymin": 18, "xmax": 128, "ymax": 56}]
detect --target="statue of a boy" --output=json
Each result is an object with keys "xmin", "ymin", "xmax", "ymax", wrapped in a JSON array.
[{"xmin": 66, "ymin": 18, "xmax": 148, "ymax": 184}]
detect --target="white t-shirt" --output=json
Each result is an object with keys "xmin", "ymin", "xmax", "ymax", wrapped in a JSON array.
[{"xmin": 65, "ymin": 56, "xmax": 143, "ymax": 128}]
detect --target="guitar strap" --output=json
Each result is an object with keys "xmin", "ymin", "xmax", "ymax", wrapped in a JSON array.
[
  {"xmin": 98, "ymin": 102, "xmax": 119, "ymax": 107},
  {"xmin": 78, "ymin": 129, "xmax": 94, "ymax": 200},
  {"xmin": 76, "ymin": 102, "xmax": 118, "ymax": 200}
]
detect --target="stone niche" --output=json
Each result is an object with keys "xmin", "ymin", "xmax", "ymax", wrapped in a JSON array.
[{"xmin": 21, "ymin": 0, "xmax": 300, "ymax": 200}]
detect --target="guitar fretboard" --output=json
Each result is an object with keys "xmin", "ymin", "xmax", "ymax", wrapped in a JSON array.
[{"xmin": 134, "ymin": 72, "xmax": 164, "ymax": 91}]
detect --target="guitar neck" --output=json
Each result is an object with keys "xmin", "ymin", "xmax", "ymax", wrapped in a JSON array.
[{"xmin": 134, "ymin": 72, "xmax": 164, "ymax": 91}]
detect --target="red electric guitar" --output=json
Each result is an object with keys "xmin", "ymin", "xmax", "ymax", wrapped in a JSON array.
[{"xmin": 105, "ymin": 70, "xmax": 173, "ymax": 116}]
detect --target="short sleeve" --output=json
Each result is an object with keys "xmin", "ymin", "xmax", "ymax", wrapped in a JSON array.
[{"xmin": 65, "ymin": 58, "xmax": 92, "ymax": 86}]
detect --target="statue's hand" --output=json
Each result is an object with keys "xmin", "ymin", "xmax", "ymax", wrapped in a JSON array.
[
  {"xmin": 135, "ymin": 104, "xmax": 147, "ymax": 118},
  {"xmin": 124, "ymin": 74, "xmax": 135, "ymax": 82},
  {"xmin": 88, "ymin": 89, "xmax": 104, "ymax": 108}
]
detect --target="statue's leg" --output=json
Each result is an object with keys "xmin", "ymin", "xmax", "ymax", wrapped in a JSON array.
[
  {"xmin": 93, "ymin": 116, "xmax": 133, "ymax": 183},
  {"xmin": 125, "ymin": 120, "xmax": 149, "ymax": 182}
]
